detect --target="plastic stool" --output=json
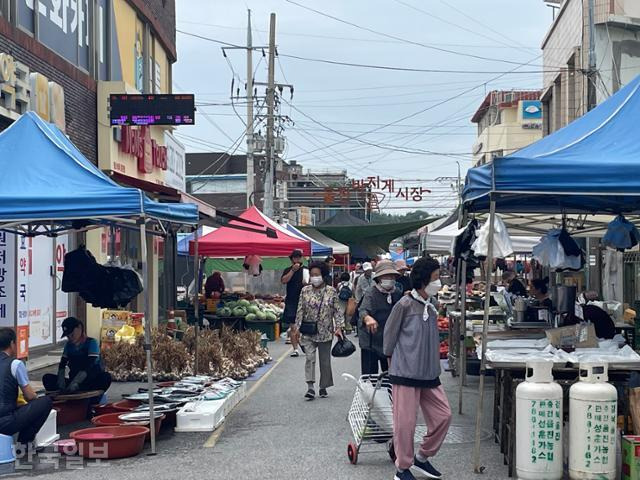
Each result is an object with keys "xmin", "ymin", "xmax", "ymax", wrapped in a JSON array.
[{"xmin": 0, "ymin": 434, "xmax": 14, "ymax": 464}]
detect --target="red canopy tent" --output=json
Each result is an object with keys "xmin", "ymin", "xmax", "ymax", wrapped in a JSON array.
[{"xmin": 190, "ymin": 206, "xmax": 311, "ymax": 257}]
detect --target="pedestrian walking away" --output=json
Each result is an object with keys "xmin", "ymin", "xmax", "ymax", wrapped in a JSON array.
[
  {"xmin": 383, "ymin": 257, "xmax": 452, "ymax": 480},
  {"xmin": 281, "ymin": 249, "xmax": 309, "ymax": 357},
  {"xmin": 293, "ymin": 261, "xmax": 344, "ymax": 400},
  {"xmin": 359, "ymin": 259, "xmax": 403, "ymax": 375}
]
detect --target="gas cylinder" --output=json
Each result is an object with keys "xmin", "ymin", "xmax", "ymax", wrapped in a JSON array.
[
  {"xmin": 515, "ymin": 360, "xmax": 563, "ymax": 480},
  {"xmin": 569, "ymin": 362, "xmax": 617, "ymax": 480}
]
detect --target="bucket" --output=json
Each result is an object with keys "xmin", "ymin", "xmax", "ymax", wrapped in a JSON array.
[{"xmin": 0, "ymin": 434, "xmax": 13, "ymax": 464}]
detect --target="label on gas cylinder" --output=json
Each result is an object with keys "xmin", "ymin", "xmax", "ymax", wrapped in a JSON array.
[
  {"xmin": 577, "ymin": 400, "xmax": 617, "ymax": 471},
  {"xmin": 528, "ymin": 399, "xmax": 562, "ymax": 465}
]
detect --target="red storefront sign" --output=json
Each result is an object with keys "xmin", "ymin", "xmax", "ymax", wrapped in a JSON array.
[{"xmin": 119, "ymin": 125, "xmax": 167, "ymax": 174}]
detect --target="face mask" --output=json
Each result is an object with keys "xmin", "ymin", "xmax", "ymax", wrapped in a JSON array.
[
  {"xmin": 310, "ymin": 276, "xmax": 324, "ymax": 287},
  {"xmin": 424, "ymin": 279, "xmax": 442, "ymax": 297},
  {"xmin": 380, "ymin": 279, "xmax": 396, "ymax": 291}
]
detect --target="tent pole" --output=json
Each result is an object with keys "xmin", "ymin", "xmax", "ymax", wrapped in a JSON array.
[
  {"xmin": 458, "ymin": 259, "xmax": 467, "ymax": 414},
  {"xmin": 51, "ymin": 234, "xmax": 58, "ymax": 343},
  {"xmin": 193, "ymin": 227, "xmax": 200, "ymax": 375},
  {"xmin": 472, "ymin": 197, "xmax": 496, "ymax": 474},
  {"xmin": 139, "ymin": 220, "xmax": 156, "ymax": 455}
]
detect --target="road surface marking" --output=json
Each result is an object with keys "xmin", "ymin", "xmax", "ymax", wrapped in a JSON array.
[{"xmin": 203, "ymin": 347, "xmax": 290, "ymax": 448}]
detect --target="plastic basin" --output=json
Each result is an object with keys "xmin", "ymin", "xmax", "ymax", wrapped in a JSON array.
[
  {"xmin": 91, "ymin": 413, "xmax": 165, "ymax": 440},
  {"xmin": 112, "ymin": 399, "xmax": 141, "ymax": 412},
  {"xmin": 93, "ymin": 403, "xmax": 120, "ymax": 416},
  {"xmin": 70, "ymin": 426, "xmax": 148, "ymax": 459},
  {"xmin": 53, "ymin": 400, "xmax": 89, "ymax": 425}
]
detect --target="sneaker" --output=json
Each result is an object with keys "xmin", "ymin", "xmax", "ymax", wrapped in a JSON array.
[
  {"xmin": 304, "ymin": 388, "xmax": 315, "ymax": 400},
  {"xmin": 413, "ymin": 457, "xmax": 442, "ymax": 479},
  {"xmin": 394, "ymin": 470, "xmax": 416, "ymax": 480},
  {"xmin": 319, "ymin": 388, "xmax": 328, "ymax": 398},
  {"xmin": 290, "ymin": 349, "xmax": 300, "ymax": 357}
]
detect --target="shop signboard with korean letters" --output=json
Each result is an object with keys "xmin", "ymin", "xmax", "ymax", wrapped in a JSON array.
[{"xmin": 14, "ymin": 234, "xmax": 68, "ymax": 349}]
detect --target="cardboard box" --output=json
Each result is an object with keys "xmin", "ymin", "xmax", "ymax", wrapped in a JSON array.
[
  {"xmin": 545, "ymin": 323, "xmax": 598, "ymax": 349},
  {"xmin": 622, "ymin": 435, "xmax": 640, "ymax": 480}
]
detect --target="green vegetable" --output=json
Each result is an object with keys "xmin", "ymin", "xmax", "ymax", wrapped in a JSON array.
[
  {"xmin": 248, "ymin": 305, "xmax": 260, "ymax": 315},
  {"xmin": 225, "ymin": 301, "xmax": 237, "ymax": 310},
  {"xmin": 256, "ymin": 310, "xmax": 267, "ymax": 320},
  {"xmin": 245, "ymin": 313, "xmax": 257, "ymax": 322},
  {"xmin": 238, "ymin": 299, "xmax": 251, "ymax": 307},
  {"xmin": 232, "ymin": 306, "xmax": 247, "ymax": 317},
  {"xmin": 265, "ymin": 312, "xmax": 277, "ymax": 322},
  {"xmin": 218, "ymin": 307, "xmax": 231, "ymax": 317}
]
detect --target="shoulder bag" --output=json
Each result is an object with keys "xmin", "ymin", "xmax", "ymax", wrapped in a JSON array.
[{"xmin": 299, "ymin": 289, "xmax": 325, "ymax": 336}]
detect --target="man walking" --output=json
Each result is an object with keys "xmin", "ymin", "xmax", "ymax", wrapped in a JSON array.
[{"xmin": 281, "ymin": 250, "xmax": 309, "ymax": 357}]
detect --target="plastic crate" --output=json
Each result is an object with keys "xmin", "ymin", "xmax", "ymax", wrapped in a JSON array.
[{"xmin": 245, "ymin": 321, "xmax": 276, "ymax": 341}]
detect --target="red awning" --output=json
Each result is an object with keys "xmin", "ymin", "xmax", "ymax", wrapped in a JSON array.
[{"xmin": 190, "ymin": 206, "xmax": 311, "ymax": 257}]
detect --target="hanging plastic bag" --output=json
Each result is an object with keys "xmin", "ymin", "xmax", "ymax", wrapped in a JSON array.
[
  {"xmin": 603, "ymin": 214, "xmax": 640, "ymax": 251},
  {"xmin": 471, "ymin": 214, "xmax": 513, "ymax": 259},
  {"xmin": 533, "ymin": 229, "xmax": 584, "ymax": 271}
]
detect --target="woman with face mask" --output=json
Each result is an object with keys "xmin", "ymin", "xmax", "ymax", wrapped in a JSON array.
[
  {"xmin": 358, "ymin": 260, "xmax": 402, "ymax": 375},
  {"xmin": 383, "ymin": 257, "xmax": 451, "ymax": 480},
  {"xmin": 294, "ymin": 261, "xmax": 344, "ymax": 400}
]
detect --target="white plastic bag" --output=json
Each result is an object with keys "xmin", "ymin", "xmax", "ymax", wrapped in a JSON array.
[{"xmin": 471, "ymin": 214, "xmax": 513, "ymax": 258}]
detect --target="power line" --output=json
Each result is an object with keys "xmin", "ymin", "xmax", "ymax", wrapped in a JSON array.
[{"xmin": 284, "ymin": 0, "xmax": 542, "ymax": 66}]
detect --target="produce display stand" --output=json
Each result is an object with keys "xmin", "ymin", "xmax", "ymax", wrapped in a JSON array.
[
  {"xmin": 462, "ymin": 76, "xmax": 640, "ymax": 473},
  {"xmin": 204, "ymin": 315, "xmax": 246, "ymax": 332}
]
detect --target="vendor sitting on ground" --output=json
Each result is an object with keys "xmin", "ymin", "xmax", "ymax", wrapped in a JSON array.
[
  {"xmin": 0, "ymin": 328, "xmax": 53, "ymax": 449},
  {"xmin": 43, "ymin": 317, "xmax": 111, "ymax": 395},
  {"xmin": 503, "ymin": 271, "xmax": 527, "ymax": 297}
]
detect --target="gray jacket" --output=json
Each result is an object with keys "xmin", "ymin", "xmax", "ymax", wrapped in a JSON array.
[{"xmin": 383, "ymin": 294, "xmax": 441, "ymax": 385}]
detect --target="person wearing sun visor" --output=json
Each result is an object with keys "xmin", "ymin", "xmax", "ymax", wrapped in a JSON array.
[{"xmin": 42, "ymin": 317, "xmax": 112, "ymax": 396}]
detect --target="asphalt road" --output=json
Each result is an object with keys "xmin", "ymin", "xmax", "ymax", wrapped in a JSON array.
[{"xmin": 15, "ymin": 338, "xmax": 510, "ymax": 480}]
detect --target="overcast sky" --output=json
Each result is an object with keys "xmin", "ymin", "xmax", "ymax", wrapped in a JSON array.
[{"xmin": 174, "ymin": 0, "xmax": 554, "ymax": 213}]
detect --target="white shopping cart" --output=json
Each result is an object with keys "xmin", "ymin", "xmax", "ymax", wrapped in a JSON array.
[{"xmin": 343, "ymin": 372, "xmax": 430, "ymax": 465}]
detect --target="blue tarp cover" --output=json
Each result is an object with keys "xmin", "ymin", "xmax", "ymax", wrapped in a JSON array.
[
  {"xmin": 284, "ymin": 224, "xmax": 332, "ymax": 257},
  {"xmin": 0, "ymin": 112, "xmax": 198, "ymax": 225},
  {"xmin": 463, "ymin": 75, "xmax": 640, "ymax": 214}
]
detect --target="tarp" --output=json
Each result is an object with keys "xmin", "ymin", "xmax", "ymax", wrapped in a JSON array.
[
  {"xmin": 191, "ymin": 206, "xmax": 311, "ymax": 257},
  {"xmin": 177, "ymin": 226, "xmax": 216, "ymax": 256},
  {"xmin": 320, "ymin": 211, "xmax": 368, "ymax": 226},
  {"xmin": 297, "ymin": 228, "xmax": 350, "ymax": 255},
  {"xmin": 284, "ymin": 223, "xmax": 332, "ymax": 257},
  {"xmin": 424, "ymin": 222, "xmax": 539, "ymax": 254},
  {"xmin": 0, "ymin": 112, "xmax": 198, "ymax": 225},
  {"xmin": 308, "ymin": 218, "xmax": 438, "ymax": 258},
  {"xmin": 463, "ymin": 74, "xmax": 640, "ymax": 214}
]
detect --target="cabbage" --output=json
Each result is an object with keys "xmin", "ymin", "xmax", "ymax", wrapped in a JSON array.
[
  {"xmin": 218, "ymin": 307, "xmax": 232, "ymax": 317},
  {"xmin": 245, "ymin": 313, "xmax": 257, "ymax": 322},
  {"xmin": 238, "ymin": 299, "xmax": 251, "ymax": 307},
  {"xmin": 265, "ymin": 312, "xmax": 277, "ymax": 322},
  {"xmin": 232, "ymin": 307, "xmax": 247, "ymax": 317}
]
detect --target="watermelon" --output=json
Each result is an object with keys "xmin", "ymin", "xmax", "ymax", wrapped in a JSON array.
[{"xmin": 245, "ymin": 313, "xmax": 257, "ymax": 322}]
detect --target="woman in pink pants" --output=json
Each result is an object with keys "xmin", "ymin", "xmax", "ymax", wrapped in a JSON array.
[{"xmin": 383, "ymin": 257, "xmax": 452, "ymax": 480}]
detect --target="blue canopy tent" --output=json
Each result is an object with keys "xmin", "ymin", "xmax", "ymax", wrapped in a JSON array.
[
  {"xmin": 0, "ymin": 112, "xmax": 199, "ymax": 453},
  {"xmin": 462, "ymin": 75, "xmax": 640, "ymax": 472},
  {"xmin": 284, "ymin": 223, "xmax": 332, "ymax": 257},
  {"xmin": 463, "ymin": 74, "xmax": 640, "ymax": 215}
]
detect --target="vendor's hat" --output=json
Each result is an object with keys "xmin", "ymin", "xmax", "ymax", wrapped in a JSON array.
[
  {"xmin": 362, "ymin": 262, "xmax": 373, "ymax": 272},
  {"xmin": 373, "ymin": 260, "xmax": 400, "ymax": 279},
  {"xmin": 394, "ymin": 259, "xmax": 409, "ymax": 272},
  {"xmin": 289, "ymin": 249, "xmax": 303, "ymax": 259},
  {"xmin": 61, "ymin": 317, "xmax": 82, "ymax": 337}
]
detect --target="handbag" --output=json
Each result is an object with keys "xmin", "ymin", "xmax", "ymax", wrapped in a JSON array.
[
  {"xmin": 332, "ymin": 336, "xmax": 356, "ymax": 357},
  {"xmin": 299, "ymin": 289, "xmax": 325, "ymax": 336}
]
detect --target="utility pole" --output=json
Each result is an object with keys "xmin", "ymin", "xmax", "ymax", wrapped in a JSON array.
[
  {"xmin": 245, "ymin": 10, "xmax": 254, "ymax": 208},
  {"xmin": 587, "ymin": 0, "xmax": 597, "ymax": 111},
  {"xmin": 263, "ymin": 13, "xmax": 277, "ymax": 218}
]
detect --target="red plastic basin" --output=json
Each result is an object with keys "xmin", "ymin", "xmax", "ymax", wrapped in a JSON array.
[
  {"xmin": 70, "ymin": 426, "xmax": 149, "ymax": 459},
  {"xmin": 112, "ymin": 399, "xmax": 141, "ymax": 412},
  {"xmin": 91, "ymin": 412, "xmax": 165, "ymax": 440},
  {"xmin": 53, "ymin": 399, "xmax": 89, "ymax": 425},
  {"xmin": 93, "ymin": 403, "xmax": 120, "ymax": 416}
]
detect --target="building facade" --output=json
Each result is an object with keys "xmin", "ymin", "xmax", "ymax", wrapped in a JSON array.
[
  {"xmin": 0, "ymin": 1, "xmax": 185, "ymax": 347},
  {"xmin": 471, "ymin": 90, "xmax": 543, "ymax": 166},
  {"xmin": 541, "ymin": 0, "xmax": 640, "ymax": 134}
]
